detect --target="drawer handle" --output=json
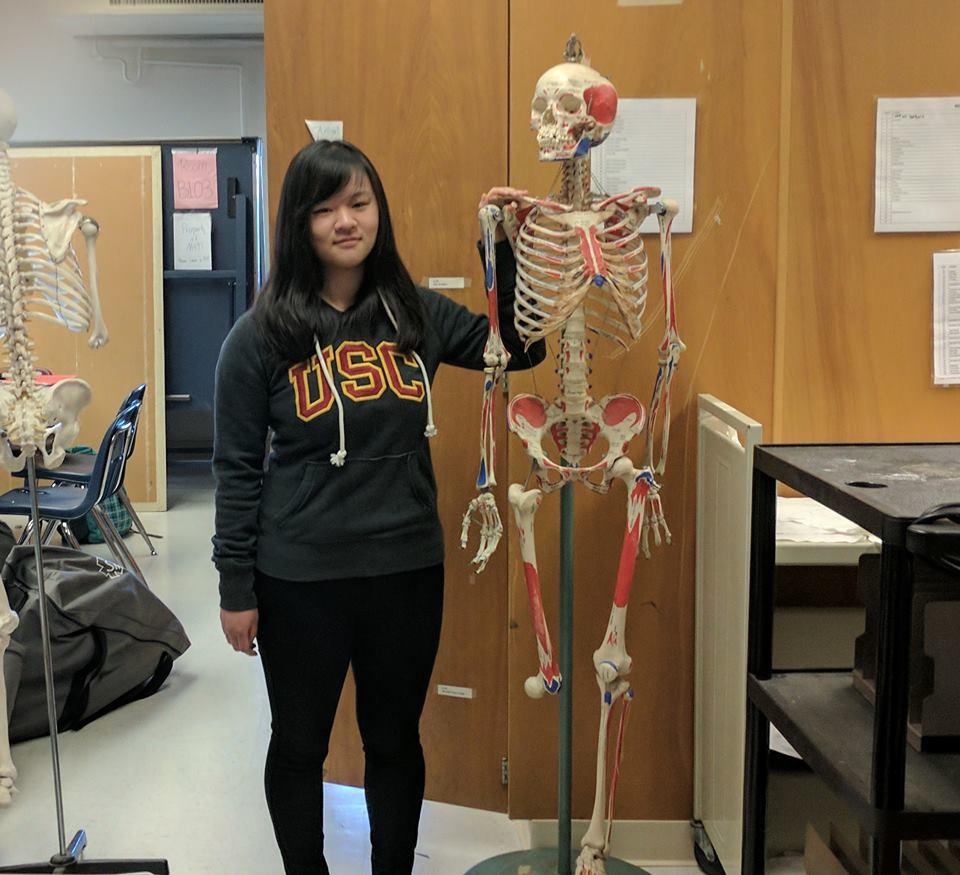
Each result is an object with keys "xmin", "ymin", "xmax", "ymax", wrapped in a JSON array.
[{"xmin": 166, "ymin": 394, "xmax": 192, "ymax": 402}]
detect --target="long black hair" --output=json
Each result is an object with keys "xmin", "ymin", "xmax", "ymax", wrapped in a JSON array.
[{"xmin": 254, "ymin": 140, "xmax": 425, "ymax": 366}]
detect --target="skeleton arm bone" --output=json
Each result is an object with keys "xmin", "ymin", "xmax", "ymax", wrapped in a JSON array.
[
  {"xmin": 80, "ymin": 217, "xmax": 108, "ymax": 348},
  {"xmin": 643, "ymin": 199, "xmax": 684, "ymax": 478},
  {"xmin": 461, "ymin": 202, "xmax": 512, "ymax": 570}
]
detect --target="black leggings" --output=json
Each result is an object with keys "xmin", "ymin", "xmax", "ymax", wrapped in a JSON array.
[{"xmin": 254, "ymin": 564, "xmax": 444, "ymax": 875}]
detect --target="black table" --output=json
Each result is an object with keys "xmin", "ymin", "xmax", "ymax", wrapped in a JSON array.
[{"xmin": 742, "ymin": 444, "xmax": 960, "ymax": 874}]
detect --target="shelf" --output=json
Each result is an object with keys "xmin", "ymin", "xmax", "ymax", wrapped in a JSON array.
[
  {"xmin": 748, "ymin": 671, "xmax": 960, "ymax": 839},
  {"xmin": 756, "ymin": 444, "xmax": 960, "ymax": 546},
  {"xmin": 163, "ymin": 269, "xmax": 236, "ymax": 280}
]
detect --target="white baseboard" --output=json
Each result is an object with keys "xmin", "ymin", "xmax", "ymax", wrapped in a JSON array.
[{"xmin": 516, "ymin": 819, "xmax": 696, "ymax": 867}]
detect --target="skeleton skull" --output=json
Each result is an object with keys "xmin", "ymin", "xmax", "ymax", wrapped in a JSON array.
[{"xmin": 530, "ymin": 62, "xmax": 618, "ymax": 162}]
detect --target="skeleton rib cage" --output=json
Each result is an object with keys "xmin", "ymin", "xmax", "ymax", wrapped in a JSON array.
[
  {"xmin": 10, "ymin": 188, "xmax": 102, "ymax": 336},
  {"xmin": 514, "ymin": 201, "xmax": 650, "ymax": 352}
]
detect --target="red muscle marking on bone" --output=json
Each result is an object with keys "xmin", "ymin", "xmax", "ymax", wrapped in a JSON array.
[
  {"xmin": 614, "ymin": 519, "xmax": 641, "ymax": 607},
  {"xmin": 584, "ymin": 83, "xmax": 618, "ymax": 125},
  {"xmin": 510, "ymin": 394, "xmax": 547, "ymax": 428},
  {"xmin": 549, "ymin": 423, "xmax": 568, "ymax": 455},
  {"xmin": 576, "ymin": 227, "xmax": 608, "ymax": 279},
  {"xmin": 523, "ymin": 561, "xmax": 559, "ymax": 681},
  {"xmin": 602, "ymin": 395, "xmax": 645, "ymax": 429}
]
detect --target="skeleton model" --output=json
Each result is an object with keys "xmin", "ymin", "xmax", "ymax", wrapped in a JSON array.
[
  {"xmin": 461, "ymin": 38, "xmax": 684, "ymax": 875},
  {"xmin": 0, "ymin": 88, "xmax": 109, "ymax": 808}
]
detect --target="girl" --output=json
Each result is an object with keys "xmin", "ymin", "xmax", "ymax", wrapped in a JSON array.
[{"xmin": 212, "ymin": 139, "xmax": 540, "ymax": 875}]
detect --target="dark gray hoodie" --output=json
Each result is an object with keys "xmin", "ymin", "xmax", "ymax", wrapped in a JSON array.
[{"xmin": 212, "ymin": 242, "xmax": 543, "ymax": 610}]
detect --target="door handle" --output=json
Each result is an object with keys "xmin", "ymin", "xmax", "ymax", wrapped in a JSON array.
[{"xmin": 166, "ymin": 394, "xmax": 192, "ymax": 402}]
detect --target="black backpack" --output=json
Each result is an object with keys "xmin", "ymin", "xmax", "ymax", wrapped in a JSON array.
[{"xmin": 2, "ymin": 546, "xmax": 190, "ymax": 742}]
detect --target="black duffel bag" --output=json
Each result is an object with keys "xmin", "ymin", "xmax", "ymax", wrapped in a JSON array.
[{"xmin": 2, "ymin": 545, "xmax": 190, "ymax": 742}]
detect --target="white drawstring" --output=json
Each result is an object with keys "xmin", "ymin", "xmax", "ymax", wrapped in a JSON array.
[
  {"xmin": 314, "ymin": 336, "xmax": 348, "ymax": 467},
  {"xmin": 378, "ymin": 292, "xmax": 437, "ymax": 438}
]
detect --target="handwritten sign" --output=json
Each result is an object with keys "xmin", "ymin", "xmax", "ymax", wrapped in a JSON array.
[
  {"xmin": 306, "ymin": 119, "xmax": 344, "ymax": 141},
  {"xmin": 173, "ymin": 212, "xmax": 212, "ymax": 270},
  {"xmin": 172, "ymin": 148, "xmax": 219, "ymax": 209}
]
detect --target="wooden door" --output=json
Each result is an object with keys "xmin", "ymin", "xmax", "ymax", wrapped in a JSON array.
[
  {"xmin": 6, "ymin": 148, "xmax": 165, "ymax": 510},
  {"xmin": 506, "ymin": 0, "xmax": 782, "ymax": 819},
  {"xmin": 265, "ymin": 0, "xmax": 511, "ymax": 811}
]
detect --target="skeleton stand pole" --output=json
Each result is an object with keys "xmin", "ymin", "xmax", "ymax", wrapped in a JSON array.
[
  {"xmin": 557, "ymin": 479, "xmax": 574, "ymax": 875},
  {"xmin": 26, "ymin": 455, "xmax": 74, "ymax": 864},
  {"xmin": 0, "ymin": 457, "xmax": 169, "ymax": 874}
]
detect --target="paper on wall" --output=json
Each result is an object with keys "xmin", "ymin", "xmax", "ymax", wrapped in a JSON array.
[
  {"xmin": 306, "ymin": 120, "xmax": 344, "ymax": 142},
  {"xmin": 172, "ymin": 148, "xmax": 218, "ymax": 210},
  {"xmin": 591, "ymin": 97, "xmax": 696, "ymax": 234},
  {"xmin": 933, "ymin": 250, "xmax": 960, "ymax": 386},
  {"xmin": 875, "ymin": 98, "xmax": 960, "ymax": 232},
  {"xmin": 173, "ymin": 212, "xmax": 212, "ymax": 271}
]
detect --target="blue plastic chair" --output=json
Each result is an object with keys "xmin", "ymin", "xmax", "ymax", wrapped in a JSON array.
[
  {"xmin": 0, "ymin": 405, "xmax": 143, "ymax": 580},
  {"xmin": 14, "ymin": 385, "xmax": 157, "ymax": 556}
]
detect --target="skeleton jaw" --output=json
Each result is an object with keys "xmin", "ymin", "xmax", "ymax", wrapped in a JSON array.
[{"xmin": 537, "ymin": 124, "xmax": 593, "ymax": 162}]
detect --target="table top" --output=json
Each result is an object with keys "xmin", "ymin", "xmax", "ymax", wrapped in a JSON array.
[{"xmin": 755, "ymin": 444, "xmax": 960, "ymax": 545}]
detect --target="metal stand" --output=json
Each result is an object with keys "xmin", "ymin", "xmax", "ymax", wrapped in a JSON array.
[
  {"xmin": 0, "ymin": 456, "xmax": 169, "ymax": 874},
  {"xmin": 466, "ymin": 483, "xmax": 648, "ymax": 875}
]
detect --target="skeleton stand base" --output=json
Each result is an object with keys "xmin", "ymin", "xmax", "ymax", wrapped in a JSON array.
[
  {"xmin": 464, "ymin": 486, "xmax": 648, "ymax": 875},
  {"xmin": 463, "ymin": 849, "xmax": 649, "ymax": 874},
  {"xmin": 0, "ymin": 457, "xmax": 169, "ymax": 875}
]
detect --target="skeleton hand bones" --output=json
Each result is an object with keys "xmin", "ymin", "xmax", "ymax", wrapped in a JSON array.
[{"xmin": 461, "ymin": 187, "xmax": 532, "ymax": 570}]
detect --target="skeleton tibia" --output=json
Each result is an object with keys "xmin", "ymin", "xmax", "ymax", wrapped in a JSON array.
[{"xmin": 577, "ymin": 677, "xmax": 631, "ymax": 874}]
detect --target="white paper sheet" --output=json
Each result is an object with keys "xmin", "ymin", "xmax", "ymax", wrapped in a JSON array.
[
  {"xmin": 776, "ymin": 497, "xmax": 877, "ymax": 545},
  {"xmin": 305, "ymin": 119, "xmax": 344, "ymax": 142},
  {"xmin": 933, "ymin": 251, "xmax": 960, "ymax": 386},
  {"xmin": 591, "ymin": 97, "xmax": 696, "ymax": 234},
  {"xmin": 875, "ymin": 97, "xmax": 960, "ymax": 232},
  {"xmin": 173, "ymin": 212, "xmax": 212, "ymax": 271}
]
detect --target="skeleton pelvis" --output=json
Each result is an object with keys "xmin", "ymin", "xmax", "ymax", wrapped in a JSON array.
[
  {"xmin": 508, "ymin": 392, "xmax": 646, "ymax": 488},
  {"xmin": 0, "ymin": 378, "xmax": 92, "ymax": 472}
]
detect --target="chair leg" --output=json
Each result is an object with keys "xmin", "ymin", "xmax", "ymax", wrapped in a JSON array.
[
  {"xmin": 40, "ymin": 519, "xmax": 58, "ymax": 546},
  {"xmin": 90, "ymin": 506, "xmax": 146, "ymax": 584},
  {"xmin": 117, "ymin": 487, "xmax": 158, "ymax": 556},
  {"xmin": 17, "ymin": 518, "xmax": 34, "ymax": 546},
  {"xmin": 59, "ymin": 521, "xmax": 82, "ymax": 550}
]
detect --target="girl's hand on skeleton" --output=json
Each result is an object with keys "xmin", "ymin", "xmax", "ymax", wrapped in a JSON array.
[
  {"xmin": 221, "ymin": 608, "xmax": 259, "ymax": 656},
  {"xmin": 479, "ymin": 187, "xmax": 528, "ymax": 242}
]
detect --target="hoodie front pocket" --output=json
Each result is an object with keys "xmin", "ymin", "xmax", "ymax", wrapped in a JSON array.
[{"xmin": 276, "ymin": 453, "xmax": 437, "ymax": 544}]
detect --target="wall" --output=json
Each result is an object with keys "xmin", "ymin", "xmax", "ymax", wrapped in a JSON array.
[
  {"xmin": 0, "ymin": 0, "xmax": 265, "ymax": 143},
  {"xmin": 776, "ymin": 0, "xmax": 960, "ymax": 444}
]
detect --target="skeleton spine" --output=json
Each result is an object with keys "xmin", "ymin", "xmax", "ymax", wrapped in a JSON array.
[
  {"xmin": 559, "ymin": 153, "xmax": 592, "ymax": 210},
  {"xmin": 0, "ymin": 145, "xmax": 41, "ymax": 439}
]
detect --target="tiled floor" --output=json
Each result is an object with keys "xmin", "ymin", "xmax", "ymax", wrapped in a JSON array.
[{"xmin": 0, "ymin": 462, "xmax": 800, "ymax": 874}]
